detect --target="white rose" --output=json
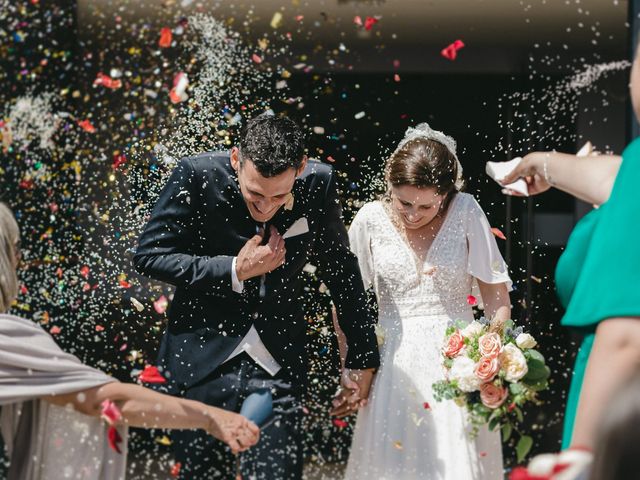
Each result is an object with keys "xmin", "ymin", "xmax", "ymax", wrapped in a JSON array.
[
  {"xmin": 499, "ymin": 343, "xmax": 529, "ymax": 382},
  {"xmin": 516, "ymin": 333, "xmax": 537, "ymax": 349},
  {"xmin": 461, "ymin": 321, "xmax": 484, "ymax": 338},
  {"xmin": 449, "ymin": 356, "xmax": 482, "ymax": 392}
]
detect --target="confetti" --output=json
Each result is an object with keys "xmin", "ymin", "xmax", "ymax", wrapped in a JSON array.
[
  {"xmin": 101, "ymin": 399, "xmax": 122, "ymax": 425},
  {"xmin": 113, "ymin": 153, "xmax": 126, "ymax": 170},
  {"xmin": 393, "ymin": 441, "xmax": 403, "ymax": 450},
  {"xmin": 159, "ymin": 27, "xmax": 173, "ymax": 48},
  {"xmin": 467, "ymin": 295, "xmax": 478, "ymax": 306},
  {"xmin": 93, "ymin": 73, "xmax": 122, "ymax": 90},
  {"xmin": 50, "ymin": 325, "xmax": 62, "ymax": 335},
  {"xmin": 332, "ymin": 418, "xmax": 348, "ymax": 428},
  {"xmin": 252, "ymin": 53, "xmax": 263, "ymax": 64},
  {"xmin": 130, "ymin": 297, "xmax": 144, "ymax": 312},
  {"xmin": 491, "ymin": 227, "xmax": 506, "ymax": 240},
  {"xmin": 169, "ymin": 72, "xmax": 189, "ymax": 104},
  {"xmin": 138, "ymin": 365, "xmax": 168, "ymax": 384},
  {"xmin": 153, "ymin": 295, "xmax": 169, "ymax": 314},
  {"xmin": 364, "ymin": 16, "xmax": 379, "ymax": 31},
  {"xmin": 77, "ymin": 119, "xmax": 96, "ymax": 133},
  {"xmin": 441, "ymin": 39, "xmax": 465, "ymax": 61},
  {"xmin": 270, "ymin": 12, "xmax": 283, "ymax": 29},
  {"xmin": 170, "ymin": 462, "xmax": 182, "ymax": 478},
  {"xmin": 107, "ymin": 426, "xmax": 123, "ymax": 454},
  {"xmin": 155, "ymin": 435, "xmax": 172, "ymax": 446}
]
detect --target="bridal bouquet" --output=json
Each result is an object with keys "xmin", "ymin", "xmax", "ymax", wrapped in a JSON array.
[{"xmin": 432, "ymin": 319, "xmax": 550, "ymax": 462}]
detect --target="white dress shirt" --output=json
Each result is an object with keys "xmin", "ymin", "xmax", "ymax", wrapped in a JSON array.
[{"xmin": 221, "ymin": 257, "xmax": 282, "ymax": 376}]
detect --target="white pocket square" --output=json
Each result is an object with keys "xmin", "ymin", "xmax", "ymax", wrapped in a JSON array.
[{"xmin": 283, "ymin": 217, "xmax": 309, "ymax": 239}]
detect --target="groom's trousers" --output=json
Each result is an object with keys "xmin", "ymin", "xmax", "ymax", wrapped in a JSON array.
[{"xmin": 171, "ymin": 352, "xmax": 304, "ymax": 480}]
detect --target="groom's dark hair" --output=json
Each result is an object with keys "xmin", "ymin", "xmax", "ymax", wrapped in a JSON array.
[{"xmin": 238, "ymin": 115, "xmax": 306, "ymax": 178}]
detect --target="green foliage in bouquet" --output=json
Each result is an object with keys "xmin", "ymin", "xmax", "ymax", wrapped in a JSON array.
[{"xmin": 432, "ymin": 318, "xmax": 550, "ymax": 462}]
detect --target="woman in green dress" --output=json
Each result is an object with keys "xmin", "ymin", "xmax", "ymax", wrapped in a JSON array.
[{"xmin": 499, "ymin": 48, "xmax": 640, "ymax": 468}]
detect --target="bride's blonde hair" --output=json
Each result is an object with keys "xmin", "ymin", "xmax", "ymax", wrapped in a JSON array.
[{"xmin": 0, "ymin": 202, "xmax": 20, "ymax": 313}]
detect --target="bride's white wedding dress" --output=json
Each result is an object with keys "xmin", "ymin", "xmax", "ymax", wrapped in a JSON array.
[{"xmin": 344, "ymin": 193, "xmax": 512, "ymax": 480}]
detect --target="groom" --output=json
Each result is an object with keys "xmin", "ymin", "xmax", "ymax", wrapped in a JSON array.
[{"xmin": 133, "ymin": 115, "xmax": 380, "ymax": 479}]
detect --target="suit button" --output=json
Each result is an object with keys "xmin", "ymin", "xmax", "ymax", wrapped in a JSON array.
[{"xmin": 252, "ymin": 312, "xmax": 259, "ymax": 319}]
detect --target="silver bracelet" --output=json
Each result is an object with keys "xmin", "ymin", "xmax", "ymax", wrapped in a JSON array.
[{"xmin": 543, "ymin": 156, "xmax": 554, "ymax": 186}]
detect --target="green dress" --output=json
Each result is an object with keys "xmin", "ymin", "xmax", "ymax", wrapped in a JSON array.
[{"xmin": 555, "ymin": 137, "xmax": 640, "ymax": 448}]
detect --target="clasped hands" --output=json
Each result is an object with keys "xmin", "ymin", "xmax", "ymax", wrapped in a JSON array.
[{"xmin": 330, "ymin": 368, "xmax": 375, "ymax": 417}]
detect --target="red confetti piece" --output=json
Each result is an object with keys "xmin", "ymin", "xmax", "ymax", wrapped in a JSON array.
[
  {"xmin": 153, "ymin": 295, "xmax": 169, "ymax": 314},
  {"xmin": 19, "ymin": 179, "xmax": 34, "ymax": 190},
  {"xmin": 393, "ymin": 74, "xmax": 401, "ymax": 82},
  {"xmin": 93, "ymin": 72, "xmax": 122, "ymax": 90},
  {"xmin": 170, "ymin": 462, "xmax": 182, "ymax": 478},
  {"xmin": 508, "ymin": 402, "xmax": 516, "ymax": 412},
  {"xmin": 491, "ymin": 227, "xmax": 506, "ymax": 240},
  {"xmin": 119, "ymin": 280, "xmax": 131, "ymax": 288},
  {"xmin": 479, "ymin": 451, "xmax": 488, "ymax": 457},
  {"xmin": 95, "ymin": 325, "xmax": 105, "ymax": 332},
  {"xmin": 82, "ymin": 283, "xmax": 91, "ymax": 292},
  {"xmin": 295, "ymin": 15, "xmax": 304, "ymax": 22},
  {"xmin": 107, "ymin": 426, "xmax": 123, "ymax": 454},
  {"xmin": 50, "ymin": 326, "xmax": 62, "ymax": 335},
  {"xmin": 80, "ymin": 265, "xmax": 90, "ymax": 279},
  {"xmin": 20, "ymin": 284, "xmax": 28, "ymax": 295},
  {"xmin": 101, "ymin": 399, "xmax": 122, "ymax": 425},
  {"xmin": 333, "ymin": 418, "xmax": 348, "ymax": 428},
  {"xmin": 326, "ymin": 156, "xmax": 335, "ymax": 163},
  {"xmin": 113, "ymin": 153, "xmax": 126, "ymax": 170},
  {"xmin": 353, "ymin": 16, "xmax": 363, "ymax": 26},
  {"xmin": 77, "ymin": 119, "xmax": 96, "ymax": 133},
  {"xmin": 441, "ymin": 39, "xmax": 465, "ymax": 61},
  {"xmin": 119, "ymin": 343, "xmax": 128, "ymax": 351},
  {"xmin": 423, "ymin": 402, "xmax": 431, "ymax": 410},
  {"xmin": 364, "ymin": 16, "xmax": 378, "ymax": 31},
  {"xmin": 252, "ymin": 53, "xmax": 263, "ymax": 64},
  {"xmin": 169, "ymin": 72, "xmax": 189, "ymax": 104},
  {"xmin": 158, "ymin": 27, "xmax": 172, "ymax": 48},
  {"xmin": 138, "ymin": 365, "xmax": 168, "ymax": 384},
  {"xmin": 467, "ymin": 295, "xmax": 478, "ymax": 306}
]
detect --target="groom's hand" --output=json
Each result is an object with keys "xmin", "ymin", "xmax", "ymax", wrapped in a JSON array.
[
  {"xmin": 330, "ymin": 368, "xmax": 375, "ymax": 417},
  {"xmin": 236, "ymin": 225, "xmax": 286, "ymax": 281}
]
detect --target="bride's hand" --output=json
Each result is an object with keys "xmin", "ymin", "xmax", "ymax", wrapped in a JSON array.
[
  {"xmin": 205, "ymin": 406, "xmax": 260, "ymax": 454},
  {"xmin": 500, "ymin": 153, "xmax": 552, "ymax": 197},
  {"xmin": 330, "ymin": 368, "xmax": 375, "ymax": 417}
]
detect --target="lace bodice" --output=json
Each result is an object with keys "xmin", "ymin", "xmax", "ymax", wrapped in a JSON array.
[{"xmin": 348, "ymin": 193, "xmax": 511, "ymax": 319}]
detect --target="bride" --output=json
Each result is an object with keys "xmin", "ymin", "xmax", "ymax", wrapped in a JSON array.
[{"xmin": 337, "ymin": 124, "xmax": 512, "ymax": 479}]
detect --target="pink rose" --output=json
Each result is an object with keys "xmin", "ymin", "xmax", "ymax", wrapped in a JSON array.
[
  {"xmin": 478, "ymin": 332, "xmax": 502, "ymax": 358},
  {"xmin": 474, "ymin": 356, "xmax": 500, "ymax": 383},
  {"xmin": 480, "ymin": 383, "xmax": 509, "ymax": 409},
  {"xmin": 443, "ymin": 330, "xmax": 465, "ymax": 358}
]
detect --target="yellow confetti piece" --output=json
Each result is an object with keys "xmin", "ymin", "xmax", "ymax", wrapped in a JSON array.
[
  {"xmin": 270, "ymin": 12, "xmax": 283, "ymax": 29},
  {"xmin": 155, "ymin": 435, "xmax": 172, "ymax": 446},
  {"xmin": 393, "ymin": 441, "xmax": 403, "ymax": 450}
]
